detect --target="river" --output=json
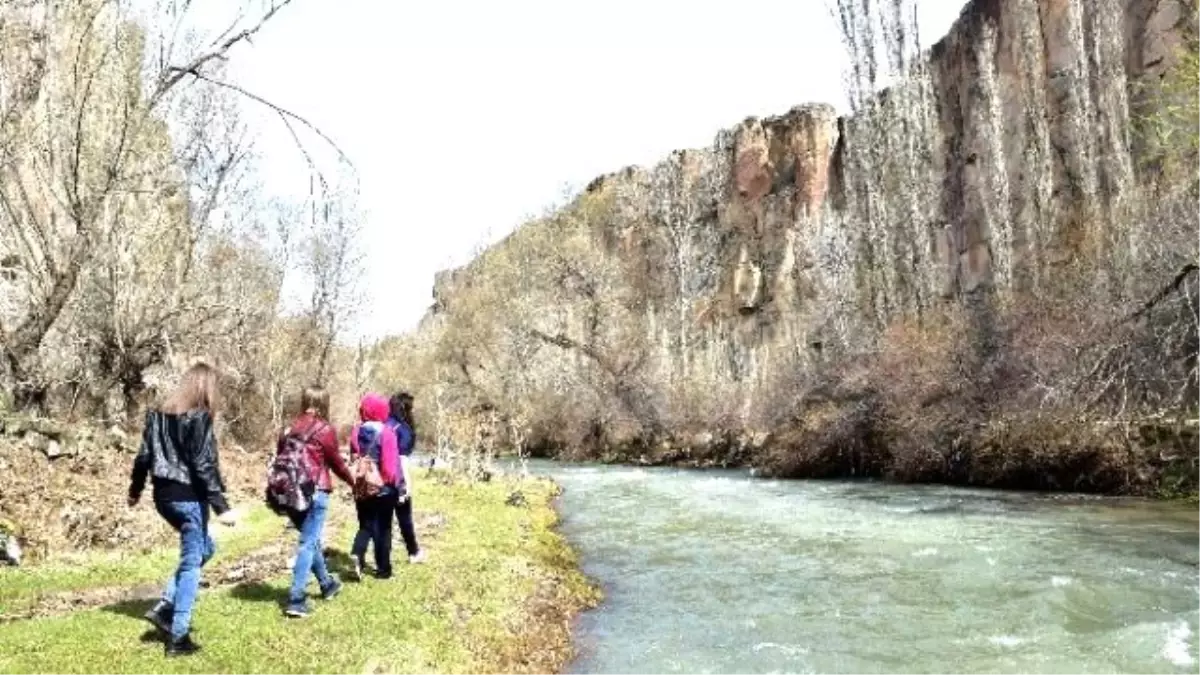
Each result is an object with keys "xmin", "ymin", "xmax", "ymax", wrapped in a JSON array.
[{"xmin": 521, "ymin": 460, "xmax": 1199, "ymax": 674}]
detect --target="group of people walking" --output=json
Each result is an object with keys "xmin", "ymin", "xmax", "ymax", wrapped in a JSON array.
[{"xmin": 127, "ymin": 362, "xmax": 424, "ymax": 657}]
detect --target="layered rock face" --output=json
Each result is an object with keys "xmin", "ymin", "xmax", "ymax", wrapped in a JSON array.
[{"xmin": 427, "ymin": 0, "xmax": 1192, "ymax": 411}]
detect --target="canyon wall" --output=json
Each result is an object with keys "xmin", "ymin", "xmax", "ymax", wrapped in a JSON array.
[{"xmin": 412, "ymin": 0, "xmax": 1196, "ymax": 482}]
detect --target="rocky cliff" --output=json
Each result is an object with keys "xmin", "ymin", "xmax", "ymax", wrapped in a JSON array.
[{"xmin": 414, "ymin": 0, "xmax": 1197, "ymax": 492}]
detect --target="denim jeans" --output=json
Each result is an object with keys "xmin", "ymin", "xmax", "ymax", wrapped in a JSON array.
[
  {"xmin": 287, "ymin": 490, "xmax": 333, "ymax": 603},
  {"xmin": 155, "ymin": 501, "xmax": 215, "ymax": 639},
  {"xmin": 351, "ymin": 493, "xmax": 399, "ymax": 578}
]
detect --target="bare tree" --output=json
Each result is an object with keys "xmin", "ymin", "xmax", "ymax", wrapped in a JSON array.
[
  {"xmin": 0, "ymin": 0, "xmax": 304, "ymax": 410},
  {"xmin": 829, "ymin": 0, "xmax": 922, "ymax": 113},
  {"xmin": 637, "ymin": 149, "xmax": 727, "ymax": 379},
  {"xmin": 303, "ymin": 170, "xmax": 363, "ymax": 383}
]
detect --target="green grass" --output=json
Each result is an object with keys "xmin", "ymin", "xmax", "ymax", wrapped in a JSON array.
[
  {"xmin": 0, "ymin": 506, "xmax": 282, "ymax": 618},
  {"xmin": 0, "ymin": 476, "xmax": 599, "ymax": 674}
]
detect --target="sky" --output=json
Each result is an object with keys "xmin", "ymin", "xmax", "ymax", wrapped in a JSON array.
[{"xmin": 207, "ymin": 0, "xmax": 968, "ymax": 341}]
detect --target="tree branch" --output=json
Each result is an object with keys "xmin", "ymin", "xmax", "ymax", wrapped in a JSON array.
[
  {"xmin": 152, "ymin": 0, "xmax": 296, "ymax": 104},
  {"xmin": 177, "ymin": 72, "xmax": 354, "ymax": 171},
  {"xmin": 1127, "ymin": 263, "xmax": 1198, "ymax": 323}
]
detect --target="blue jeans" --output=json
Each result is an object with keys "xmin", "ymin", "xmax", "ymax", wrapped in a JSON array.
[
  {"xmin": 287, "ymin": 490, "xmax": 333, "ymax": 603},
  {"xmin": 156, "ymin": 501, "xmax": 215, "ymax": 639}
]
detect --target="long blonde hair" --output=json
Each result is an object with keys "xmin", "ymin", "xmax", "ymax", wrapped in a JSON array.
[{"xmin": 161, "ymin": 362, "xmax": 220, "ymax": 416}]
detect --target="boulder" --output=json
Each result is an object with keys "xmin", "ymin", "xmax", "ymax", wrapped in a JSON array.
[
  {"xmin": 691, "ymin": 432, "xmax": 716, "ymax": 451},
  {"xmin": 22, "ymin": 430, "xmax": 50, "ymax": 453},
  {"xmin": 0, "ymin": 525, "xmax": 22, "ymax": 566}
]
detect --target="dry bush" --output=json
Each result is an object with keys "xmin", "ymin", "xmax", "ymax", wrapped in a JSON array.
[
  {"xmin": 758, "ymin": 269, "xmax": 1197, "ymax": 495},
  {"xmin": 416, "ymin": 187, "xmax": 665, "ymax": 467},
  {"xmin": 965, "ymin": 413, "xmax": 1138, "ymax": 493},
  {"xmin": 764, "ymin": 394, "xmax": 889, "ymax": 479},
  {"xmin": 659, "ymin": 375, "xmax": 744, "ymax": 441}
]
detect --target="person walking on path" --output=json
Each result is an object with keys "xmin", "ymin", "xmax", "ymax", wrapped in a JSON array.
[
  {"xmin": 387, "ymin": 392, "xmax": 425, "ymax": 563},
  {"xmin": 279, "ymin": 385, "xmax": 355, "ymax": 618},
  {"xmin": 348, "ymin": 393, "xmax": 404, "ymax": 580},
  {"xmin": 128, "ymin": 362, "xmax": 235, "ymax": 657}
]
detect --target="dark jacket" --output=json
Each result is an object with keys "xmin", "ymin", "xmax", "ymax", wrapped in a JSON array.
[
  {"xmin": 386, "ymin": 417, "xmax": 415, "ymax": 457},
  {"xmin": 284, "ymin": 412, "xmax": 353, "ymax": 491},
  {"xmin": 129, "ymin": 408, "xmax": 230, "ymax": 514}
]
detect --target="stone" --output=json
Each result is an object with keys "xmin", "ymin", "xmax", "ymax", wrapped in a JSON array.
[
  {"xmin": 22, "ymin": 431, "xmax": 49, "ymax": 453},
  {"xmin": 733, "ymin": 246, "xmax": 764, "ymax": 312},
  {"xmin": 0, "ymin": 532, "xmax": 21, "ymax": 566},
  {"xmin": 45, "ymin": 440, "xmax": 62, "ymax": 459},
  {"xmin": 733, "ymin": 120, "xmax": 773, "ymax": 202}
]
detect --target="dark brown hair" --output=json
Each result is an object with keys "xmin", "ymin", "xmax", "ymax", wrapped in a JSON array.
[
  {"xmin": 389, "ymin": 391, "xmax": 415, "ymax": 433},
  {"xmin": 301, "ymin": 385, "xmax": 330, "ymax": 419},
  {"xmin": 161, "ymin": 362, "xmax": 220, "ymax": 415}
]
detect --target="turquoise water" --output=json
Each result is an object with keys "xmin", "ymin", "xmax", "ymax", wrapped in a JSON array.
[{"xmin": 525, "ymin": 461, "xmax": 1199, "ymax": 674}]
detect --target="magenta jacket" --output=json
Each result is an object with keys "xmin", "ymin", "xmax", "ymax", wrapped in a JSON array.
[{"xmin": 348, "ymin": 393, "xmax": 402, "ymax": 487}]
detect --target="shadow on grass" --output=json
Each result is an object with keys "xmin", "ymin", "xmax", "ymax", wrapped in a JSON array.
[
  {"xmin": 323, "ymin": 548, "xmax": 359, "ymax": 580},
  {"xmin": 101, "ymin": 596, "xmax": 157, "ymax": 622},
  {"xmin": 101, "ymin": 599, "xmax": 169, "ymax": 644},
  {"xmin": 228, "ymin": 581, "xmax": 288, "ymax": 608}
]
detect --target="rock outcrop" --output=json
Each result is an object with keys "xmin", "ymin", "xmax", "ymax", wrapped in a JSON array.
[
  {"xmin": 435, "ymin": 0, "xmax": 1188, "ymax": 347},
  {"xmin": 417, "ymin": 0, "xmax": 1197, "ymax": 491}
]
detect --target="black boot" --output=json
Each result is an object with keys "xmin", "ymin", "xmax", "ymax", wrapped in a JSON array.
[
  {"xmin": 142, "ymin": 600, "xmax": 173, "ymax": 634},
  {"xmin": 165, "ymin": 634, "xmax": 201, "ymax": 657}
]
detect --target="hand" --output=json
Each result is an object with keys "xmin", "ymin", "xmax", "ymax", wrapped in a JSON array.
[{"xmin": 216, "ymin": 510, "xmax": 238, "ymax": 527}]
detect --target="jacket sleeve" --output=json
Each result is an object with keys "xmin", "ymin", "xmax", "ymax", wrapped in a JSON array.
[
  {"xmin": 396, "ymin": 423, "xmax": 414, "ymax": 456},
  {"xmin": 322, "ymin": 426, "xmax": 354, "ymax": 486},
  {"xmin": 191, "ymin": 413, "xmax": 230, "ymax": 515},
  {"xmin": 129, "ymin": 411, "xmax": 153, "ymax": 501},
  {"xmin": 379, "ymin": 427, "xmax": 399, "ymax": 485}
]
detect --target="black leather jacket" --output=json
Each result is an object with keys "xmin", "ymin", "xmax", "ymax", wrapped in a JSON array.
[{"xmin": 129, "ymin": 408, "xmax": 229, "ymax": 514}]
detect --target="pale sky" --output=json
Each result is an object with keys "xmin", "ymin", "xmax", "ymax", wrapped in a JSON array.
[{"xmin": 212, "ymin": 0, "xmax": 967, "ymax": 341}]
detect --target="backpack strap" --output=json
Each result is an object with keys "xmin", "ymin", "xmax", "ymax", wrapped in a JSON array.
[
  {"xmin": 285, "ymin": 420, "xmax": 328, "ymax": 447},
  {"xmin": 301, "ymin": 421, "xmax": 328, "ymax": 444}
]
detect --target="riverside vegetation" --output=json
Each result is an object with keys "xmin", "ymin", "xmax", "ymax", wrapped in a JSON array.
[
  {"xmin": 378, "ymin": 0, "xmax": 1200, "ymax": 499},
  {"xmin": 0, "ymin": 1, "xmax": 596, "ymax": 672},
  {"xmin": 364, "ymin": 0, "xmax": 1200, "ymax": 494}
]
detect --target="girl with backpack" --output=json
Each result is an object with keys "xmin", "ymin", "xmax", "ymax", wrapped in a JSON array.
[
  {"xmin": 348, "ymin": 393, "xmax": 404, "ymax": 580},
  {"xmin": 128, "ymin": 362, "xmax": 234, "ymax": 657},
  {"xmin": 275, "ymin": 386, "xmax": 354, "ymax": 618},
  {"xmin": 388, "ymin": 392, "xmax": 425, "ymax": 563}
]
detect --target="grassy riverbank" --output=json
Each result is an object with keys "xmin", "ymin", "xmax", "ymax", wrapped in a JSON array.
[{"xmin": 0, "ymin": 475, "xmax": 599, "ymax": 674}]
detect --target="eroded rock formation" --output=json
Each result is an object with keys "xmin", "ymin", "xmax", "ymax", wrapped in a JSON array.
[{"xmin": 420, "ymin": 0, "xmax": 1196, "ymax": 484}]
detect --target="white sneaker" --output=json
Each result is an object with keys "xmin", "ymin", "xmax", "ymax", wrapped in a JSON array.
[
  {"xmin": 352, "ymin": 556, "xmax": 364, "ymax": 581},
  {"xmin": 409, "ymin": 550, "xmax": 427, "ymax": 564}
]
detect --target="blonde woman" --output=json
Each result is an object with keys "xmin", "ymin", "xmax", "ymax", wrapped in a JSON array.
[{"xmin": 128, "ymin": 362, "xmax": 234, "ymax": 657}]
